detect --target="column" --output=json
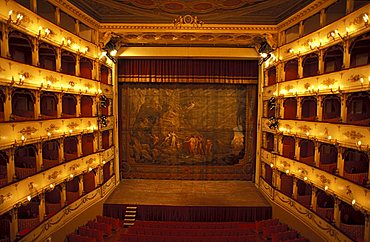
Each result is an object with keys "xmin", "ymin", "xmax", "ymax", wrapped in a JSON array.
[
  {"xmin": 346, "ymin": 0, "xmax": 354, "ymax": 14},
  {"xmin": 60, "ymin": 183, "xmax": 66, "ymax": 206},
  {"xmin": 56, "ymin": 93, "xmax": 62, "ymax": 118},
  {"xmin": 1, "ymin": 24, "xmax": 9, "ymax": 58},
  {"xmin": 334, "ymin": 198, "xmax": 341, "ymax": 228},
  {"xmin": 109, "ymin": 130, "xmax": 113, "ymax": 147},
  {"xmin": 295, "ymin": 138, "xmax": 300, "ymax": 161},
  {"xmin": 76, "ymin": 95, "xmax": 81, "ymax": 117},
  {"xmin": 299, "ymin": 21, "xmax": 304, "ymax": 38},
  {"xmin": 77, "ymin": 135, "xmax": 83, "ymax": 157},
  {"xmin": 276, "ymin": 135, "xmax": 283, "ymax": 156},
  {"xmin": 78, "ymin": 175, "xmax": 84, "ymax": 196},
  {"xmin": 320, "ymin": 9, "xmax": 326, "ymax": 28},
  {"xmin": 278, "ymin": 62, "xmax": 285, "ymax": 83},
  {"xmin": 58, "ymin": 138, "xmax": 65, "ymax": 163},
  {"xmin": 75, "ymin": 20, "xmax": 80, "ymax": 36},
  {"xmin": 110, "ymin": 159, "xmax": 114, "ymax": 176},
  {"xmin": 340, "ymin": 93, "xmax": 347, "ymax": 123},
  {"xmin": 35, "ymin": 143, "xmax": 43, "ymax": 172},
  {"xmin": 343, "ymin": 40, "xmax": 351, "ymax": 69},
  {"xmin": 314, "ymin": 141, "xmax": 320, "ymax": 167},
  {"xmin": 337, "ymin": 147, "xmax": 345, "ymax": 176},
  {"xmin": 93, "ymin": 61, "xmax": 100, "ymax": 81},
  {"xmin": 9, "ymin": 208, "xmax": 18, "ymax": 242},
  {"xmin": 38, "ymin": 193, "xmax": 46, "ymax": 221},
  {"xmin": 34, "ymin": 91, "xmax": 41, "ymax": 119},
  {"xmin": 262, "ymin": 132, "xmax": 267, "ymax": 149},
  {"xmin": 311, "ymin": 187, "xmax": 318, "ymax": 211},
  {"xmin": 280, "ymin": 30, "xmax": 286, "ymax": 46},
  {"xmin": 4, "ymin": 88, "xmax": 12, "ymax": 121},
  {"xmin": 297, "ymin": 57, "xmax": 303, "ymax": 79},
  {"xmin": 56, "ymin": 48, "xmax": 62, "ymax": 72},
  {"xmin": 296, "ymin": 97, "xmax": 302, "ymax": 119},
  {"xmin": 273, "ymin": 170, "xmax": 281, "ymax": 190},
  {"xmin": 94, "ymin": 168, "xmax": 101, "ymax": 187},
  {"xmin": 318, "ymin": 50, "xmax": 324, "ymax": 75},
  {"xmin": 31, "ymin": 38, "xmax": 39, "ymax": 67},
  {"xmin": 92, "ymin": 96, "xmax": 98, "ymax": 117},
  {"xmin": 93, "ymin": 132, "xmax": 98, "ymax": 153},
  {"xmin": 292, "ymin": 177, "xmax": 298, "ymax": 199},
  {"xmin": 317, "ymin": 96, "xmax": 323, "ymax": 121},
  {"xmin": 364, "ymin": 214, "xmax": 370, "ymax": 242},
  {"xmin": 7, "ymin": 149, "xmax": 15, "ymax": 183},
  {"xmin": 75, "ymin": 55, "xmax": 80, "ymax": 77},
  {"xmin": 278, "ymin": 97, "xmax": 284, "ymax": 119}
]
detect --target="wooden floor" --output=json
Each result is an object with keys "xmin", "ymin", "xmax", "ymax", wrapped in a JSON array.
[{"xmin": 105, "ymin": 179, "xmax": 270, "ymax": 207}]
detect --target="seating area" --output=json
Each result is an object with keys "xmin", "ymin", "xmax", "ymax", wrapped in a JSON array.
[
  {"xmin": 67, "ymin": 215, "xmax": 123, "ymax": 242},
  {"xmin": 121, "ymin": 219, "xmax": 308, "ymax": 242}
]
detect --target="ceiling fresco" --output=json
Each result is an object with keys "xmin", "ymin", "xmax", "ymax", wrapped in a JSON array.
[{"xmin": 68, "ymin": 0, "xmax": 314, "ymax": 24}]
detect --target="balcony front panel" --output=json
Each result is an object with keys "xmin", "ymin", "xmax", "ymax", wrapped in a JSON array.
[
  {"xmin": 260, "ymin": 149, "xmax": 370, "ymax": 211},
  {"xmin": 262, "ymin": 118, "xmax": 370, "ymax": 150},
  {"xmin": 0, "ymin": 117, "xmax": 98, "ymax": 149},
  {"xmin": 0, "ymin": 146, "xmax": 114, "ymax": 215}
]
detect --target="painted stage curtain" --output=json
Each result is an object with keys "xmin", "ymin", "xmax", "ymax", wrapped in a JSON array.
[
  {"xmin": 118, "ymin": 59, "xmax": 258, "ymax": 84},
  {"xmin": 118, "ymin": 59, "xmax": 258, "ymax": 180},
  {"xmin": 103, "ymin": 204, "xmax": 271, "ymax": 222}
]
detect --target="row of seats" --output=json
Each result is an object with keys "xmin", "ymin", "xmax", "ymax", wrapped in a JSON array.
[
  {"xmin": 121, "ymin": 219, "xmax": 308, "ymax": 242},
  {"xmin": 67, "ymin": 215, "xmax": 122, "ymax": 242}
]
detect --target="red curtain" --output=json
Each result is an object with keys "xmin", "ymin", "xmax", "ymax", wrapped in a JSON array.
[
  {"xmin": 118, "ymin": 59, "xmax": 258, "ymax": 84},
  {"xmin": 103, "ymin": 204, "xmax": 271, "ymax": 222}
]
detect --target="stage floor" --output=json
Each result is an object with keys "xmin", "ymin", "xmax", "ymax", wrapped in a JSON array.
[{"xmin": 105, "ymin": 179, "xmax": 270, "ymax": 207}]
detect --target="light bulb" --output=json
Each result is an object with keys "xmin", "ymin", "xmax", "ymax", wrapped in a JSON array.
[{"xmin": 324, "ymin": 185, "xmax": 328, "ymax": 191}]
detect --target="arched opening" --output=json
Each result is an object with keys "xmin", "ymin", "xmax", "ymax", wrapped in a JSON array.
[
  {"xmin": 64, "ymin": 136, "xmax": 78, "ymax": 161},
  {"xmin": 343, "ymin": 149, "xmax": 369, "ymax": 185},
  {"xmin": 280, "ymin": 173, "xmax": 293, "ymax": 197},
  {"xmin": 316, "ymin": 190, "xmax": 334, "ymax": 222},
  {"xmin": 347, "ymin": 92, "xmax": 370, "ymax": 126},
  {"xmin": 0, "ymin": 151, "xmax": 8, "ymax": 188},
  {"xmin": 40, "ymin": 92, "xmax": 57, "ymax": 119},
  {"xmin": 80, "ymin": 95, "xmax": 93, "ymax": 117},
  {"xmin": 83, "ymin": 170, "xmax": 96, "ymax": 194},
  {"xmin": 284, "ymin": 59, "xmax": 298, "ymax": 81},
  {"xmin": 319, "ymin": 143, "xmax": 337, "ymax": 173},
  {"xmin": 38, "ymin": 42, "xmax": 56, "ymax": 71},
  {"xmin": 79, "ymin": 57, "xmax": 93, "ymax": 79},
  {"xmin": 61, "ymin": 51, "xmax": 76, "ymax": 75},
  {"xmin": 297, "ymin": 180, "xmax": 312, "ymax": 208},
  {"xmin": 264, "ymin": 163, "xmax": 273, "ymax": 186},
  {"xmin": 102, "ymin": 130, "xmax": 110, "ymax": 150},
  {"xmin": 100, "ymin": 65, "xmax": 110, "ymax": 84},
  {"xmin": 350, "ymin": 34, "xmax": 370, "ymax": 67},
  {"xmin": 14, "ymin": 145, "xmax": 37, "ymax": 179},
  {"xmin": 0, "ymin": 213, "xmax": 11, "ymax": 241},
  {"xmin": 66, "ymin": 177, "xmax": 80, "ymax": 204},
  {"xmin": 282, "ymin": 136, "xmax": 295, "ymax": 159},
  {"xmin": 322, "ymin": 95, "xmax": 341, "ymax": 122},
  {"xmin": 18, "ymin": 197, "xmax": 40, "ymax": 236},
  {"xmin": 8, "ymin": 31, "xmax": 33, "ymax": 65},
  {"xmin": 42, "ymin": 140, "xmax": 59, "ymax": 170},
  {"xmin": 45, "ymin": 186, "xmax": 61, "ymax": 218},
  {"xmin": 265, "ymin": 132, "xmax": 274, "ymax": 152},
  {"xmin": 267, "ymin": 67, "xmax": 276, "ymax": 86},
  {"xmin": 11, "ymin": 88, "xmax": 35, "ymax": 121},
  {"xmin": 283, "ymin": 98, "xmax": 297, "ymax": 119},
  {"xmin": 340, "ymin": 202, "xmax": 365, "ymax": 242},
  {"xmin": 0, "ymin": 89, "xmax": 5, "ymax": 121},
  {"xmin": 103, "ymin": 161, "xmax": 111, "ymax": 183},
  {"xmin": 82, "ymin": 133, "xmax": 94, "ymax": 156},
  {"xmin": 299, "ymin": 139, "xmax": 315, "ymax": 166},
  {"xmin": 62, "ymin": 94, "xmax": 76, "ymax": 117},
  {"xmin": 301, "ymin": 96, "xmax": 317, "ymax": 121},
  {"xmin": 302, "ymin": 54, "xmax": 319, "ymax": 78},
  {"xmin": 324, "ymin": 45, "xmax": 343, "ymax": 73}
]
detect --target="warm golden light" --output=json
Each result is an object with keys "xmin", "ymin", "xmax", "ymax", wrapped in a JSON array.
[{"xmin": 324, "ymin": 185, "xmax": 328, "ymax": 191}]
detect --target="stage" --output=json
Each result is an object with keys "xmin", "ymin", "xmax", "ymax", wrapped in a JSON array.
[{"xmin": 104, "ymin": 179, "xmax": 272, "ymax": 222}]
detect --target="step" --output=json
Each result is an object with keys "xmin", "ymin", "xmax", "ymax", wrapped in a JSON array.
[
  {"xmin": 123, "ymin": 222, "xmax": 135, "ymax": 226},
  {"xmin": 124, "ymin": 218, "xmax": 136, "ymax": 222},
  {"xmin": 126, "ymin": 210, "xmax": 136, "ymax": 214},
  {"xmin": 125, "ymin": 214, "xmax": 136, "ymax": 218},
  {"xmin": 126, "ymin": 206, "xmax": 137, "ymax": 210}
]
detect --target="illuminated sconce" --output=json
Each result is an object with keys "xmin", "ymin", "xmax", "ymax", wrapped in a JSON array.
[
  {"xmin": 69, "ymin": 174, "xmax": 74, "ymax": 178},
  {"xmin": 363, "ymin": 13, "xmax": 369, "ymax": 26},
  {"xmin": 306, "ymin": 132, "xmax": 310, "ymax": 136},
  {"xmin": 303, "ymin": 176, "xmax": 308, "ymax": 181},
  {"xmin": 351, "ymin": 199, "xmax": 356, "ymax": 206},
  {"xmin": 27, "ymin": 195, "xmax": 31, "ymax": 201},
  {"xmin": 102, "ymin": 160, "xmax": 106, "ymax": 165},
  {"xmin": 69, "ymin": 129, "xmax": 73, "ymax": 134},
  {"xmin": 49, "ymin": 183, "xmax": 54, "ymax": 189},
  {"xmin": 285, "ymin": 169, "xmax": 290, "ymax": 174},
  {"xmin": 328, "ymin": 31, "xmax": 336, "ymax": 41},
  {"xmin": 61, "ymin": 37, "xmax": 72, "ymax": 47},
  {"xmin": 7, "ymin": 10, "xmax": 24, "ymax": 25},
  {"xmin": 324, "ymin": 185, "xmax": 328, "ymax": 191},
  {"xmin": 88, "ymin": 167, "xmax": 92, "ymax": 172}
]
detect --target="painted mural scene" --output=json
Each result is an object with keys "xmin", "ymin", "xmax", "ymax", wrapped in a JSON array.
[{"xmin": 123, "ymin": 84, "xmax": 247, "ymax": 166}]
